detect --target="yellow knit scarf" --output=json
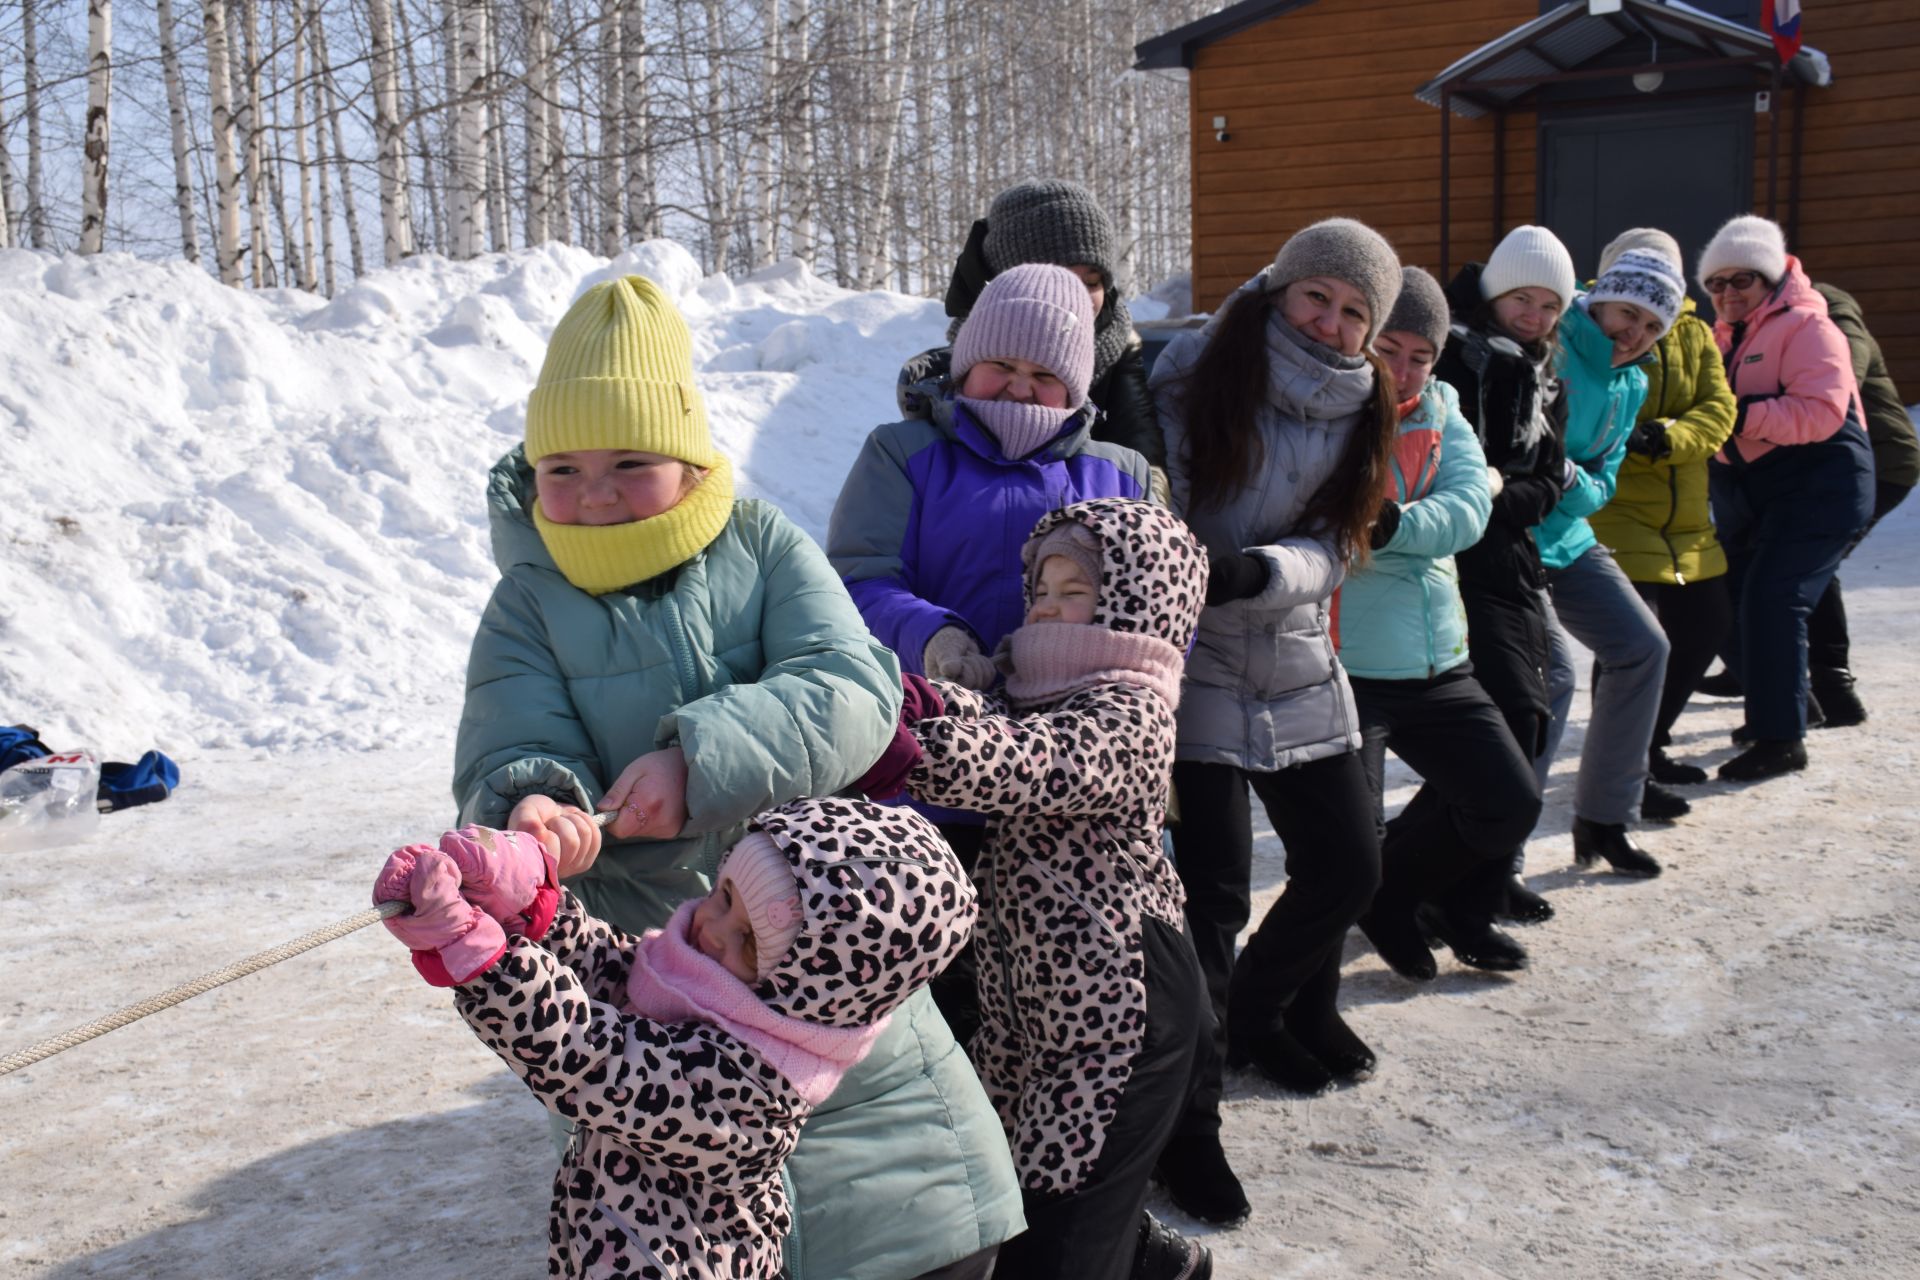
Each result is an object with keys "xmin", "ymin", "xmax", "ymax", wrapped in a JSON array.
[{"xmin": 532, "ymin": 457, "xmax": 736, "ymax": 594}]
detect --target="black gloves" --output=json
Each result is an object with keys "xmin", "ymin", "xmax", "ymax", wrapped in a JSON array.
[
  {"xmin": 1626, "ymin": 419, "xmax": 1672, "ymax": 460},
  {"xmin": 1368, "ymin": 500, "xmax": 1402, "ymax": 551},
  {"xmin": 1205, "ymin": 551, "xmax": 1270, "ymax": 606}
]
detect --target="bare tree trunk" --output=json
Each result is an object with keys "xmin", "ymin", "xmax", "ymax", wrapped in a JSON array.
[
  {"xmin": 0, "ymin": 91, "xmax": 15, "ymax": 248},
  {"xmin": 291, "ymin": 0, "xmax": 317, "ymax": 288},
  {"xmin": 202, "ymin": 0, "xmax": 244, "ymax": 282},
  {"xmin": 484, "ymin": 7, "xmax": 510, "ymax": 251},
  {"xmin": 449, "ymin": 0, "xmax": 487, "ymax": 258},
  {"xmin": 78, "ymin": 0, "xmax": 112, "ymax": 254},
  {"xmin": 311, "ymin": 51, "xmax": 336, "ymax": 293},
  {"xmin": 392, "ymin": 0, "xmax": 441, "ymax": 253},
  {"xmin": 748, "ymin": 0, "xmax": 778, "ymax": 268},
  {"xmin": 157, "ymin": 0, "xmax": 201, "ymax": 263},
  {"xmin": 598, "ymin": 0, "xmax": 625, "ymax": 256},
  {"xmin": 854, "ymin": 0, "xmax": 922, "ymax": 290},
  {"xmin": 521, "ymin": 0, "xmax": 552, "ymax": 244},
  {"xmin": 265, "ymin": 0, "xmax": 301, "ymax": 287},
  {"xmin": 241, "ymin": 0, "xmax": 270, "ymax": 284},
  {"xmin": 23, "ymin": 0, "xmax": 48, "ymax": 248},
  {"xmin": 310, "ymin": 13, "xmax": 365, "ymax": 277},
  {"xmin": 783, "ymin": 0, "xmax": 813, "ymax": 266},
  {"xmin": 622, "ymin": 0, "xmax": 652, "ymax": 241},
  {"xmin": 550, "ymin": 71, "xmax": 572, "ymax": 245},
  {"xmin": 364, "ymin": 0, "xmax": 413, "ymax": 263}
]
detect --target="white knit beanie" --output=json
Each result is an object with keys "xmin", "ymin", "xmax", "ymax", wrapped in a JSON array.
[
  {"xmin": 1586, "ymin": 247, "xmax": 1687, "ymax": 338},
  {"xmin": 1480, "ymin": 225, "xmax": 1577, "ymax": 309},
  {"xmin": 715, "ymin": 830, "xmax": 803, "ymax": 980},
  {"xmin": 1698, "ymin": 214, "xmax": 1789, "ymax": 289},
  {"xmin": 1598, "ymin": 227, "xmax": 1683, "ymax": 278}
]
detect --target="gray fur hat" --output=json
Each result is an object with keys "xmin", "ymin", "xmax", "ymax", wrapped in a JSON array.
[
  {"xmin": 1380, "ymin": 266, "xmax": 1450, "ymax": 353},
  {"xmin": 984, "ymin": 179, "xmax": 1117, "ymax": 286},
  {"xmin": 1266, "ymin": 218, "xmax": 1403, "ymax": 342}
]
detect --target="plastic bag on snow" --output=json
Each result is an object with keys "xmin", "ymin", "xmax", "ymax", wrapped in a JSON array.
[{"xmin": 0, "ymin": 749, "xmax": 103, "ymax": 851}]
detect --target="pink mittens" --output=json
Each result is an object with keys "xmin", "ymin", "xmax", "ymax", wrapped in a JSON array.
[
  {"xmin": 374, "ymin": 845, "xmax": 508, "ymax": 988},
  {"xmin": 437, "ymin": 825, "xmax": 561, "ymax": 942}
]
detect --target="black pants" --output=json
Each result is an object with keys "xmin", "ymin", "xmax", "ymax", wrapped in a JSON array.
[
  {"xmin": 1170, "ymin": 752, "xmax": 1381, "ymax": 1068},
  {"xmin": 993, "ymin": 917, "xmax": 1202, "ymax": 1280},
  {"xmin": 1350, "ymin": 666, "xmax": 1542, "ymax": 910},
  {"xmin": 1633, "ymin": 577, "xmax": 1733, "ymax": 752},
  {"xmin": 1806, "ymin": 479, "xmax": 1911, "ymax": 676},
  {"xmin": 930, "ymin": 823, "xmax": 987, "ymax": 1050}
]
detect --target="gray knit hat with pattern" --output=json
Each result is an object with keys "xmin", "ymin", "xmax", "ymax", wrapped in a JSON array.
[
  {"xmin": 984, "ymin": 179, "xmax": 1117, "ymax": 286},
  {"xmin": 1380, "ymin": 266, "xmax": 1450, "ymax": 354},
  {"xmin": 1266, "ymin": 218, "xmax": 1404, "ymax": 342}
]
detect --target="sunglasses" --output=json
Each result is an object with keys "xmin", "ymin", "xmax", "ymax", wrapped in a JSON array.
[{"xmin": 1703, "ymin": 271, "xmax": 1763, "ymax": 294}]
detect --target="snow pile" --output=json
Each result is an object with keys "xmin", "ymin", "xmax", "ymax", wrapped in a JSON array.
[{"xmin": 0, "ymin": 243, "xmax": 946, "ymax": 756}]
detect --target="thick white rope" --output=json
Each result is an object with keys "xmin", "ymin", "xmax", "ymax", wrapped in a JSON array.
[{"xmin": 0, "ymin": 899, "xmax": 410, "ymax": 1079}]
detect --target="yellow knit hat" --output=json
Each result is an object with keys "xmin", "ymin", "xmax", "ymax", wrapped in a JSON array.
[{"xmin": 526, "ymin": 275, "xmax": 735, "ymax": 594}]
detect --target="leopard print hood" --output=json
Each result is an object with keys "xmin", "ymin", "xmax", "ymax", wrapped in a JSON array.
[
  {"xmin": 749, "ymin": 797, "xmax": 976, "ymax": 1028},
  {"xmin": 1019, "ymin": 498, "xmax": 1207, "ymax": 651}
]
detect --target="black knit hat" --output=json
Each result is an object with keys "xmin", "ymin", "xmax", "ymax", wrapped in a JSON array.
[{"xmin": 983, "ymin": 179, "xmax": 1117, "ymax": 287}]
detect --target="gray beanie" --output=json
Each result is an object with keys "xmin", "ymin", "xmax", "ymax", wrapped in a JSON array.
[
  {"xmin": 1380, "ymin": 266, "xmax": 1449, "ymax": 354},
  {"xmin": 1266, "ymin": 218, "xmax": 1403, "ymax": 342},
  {"xmin": 984, "ymin": 179, "xmax": 1117, "ymax": 286},
  {"xmin": 1599, "ymin": 227, "xmax": 1683, "ymax": 278}
]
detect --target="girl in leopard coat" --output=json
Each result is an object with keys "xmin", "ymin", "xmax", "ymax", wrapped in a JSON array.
[
  {"xmin": 374, "ymin": 797, "xmax": 975, "ymax": 1280},
  {"xmin": 860, "ymin": 498, "xmax": 1214, "ymax": 1280}
]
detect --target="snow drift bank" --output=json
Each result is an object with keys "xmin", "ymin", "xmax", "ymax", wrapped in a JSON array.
[{"xmin": 0, "ymin": 242, "xmax": 945, "ymax": 755}]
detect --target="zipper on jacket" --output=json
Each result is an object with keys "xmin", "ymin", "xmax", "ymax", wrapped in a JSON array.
[{"xmin": 661, "ymin": 595, "xmax": 702, "ymax": 705}]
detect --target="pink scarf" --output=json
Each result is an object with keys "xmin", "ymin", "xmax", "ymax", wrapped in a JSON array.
[
  {"xmin": 626, "ymin": 900, "xmax": 889, "ymax": 1106},
  {"xmin": 957, "ymin": 395, "xmax": 1077, "ymax": 461},
  {"xmin": 996, "ymin": 622, "xmax": 1185, "ymax": 713}
]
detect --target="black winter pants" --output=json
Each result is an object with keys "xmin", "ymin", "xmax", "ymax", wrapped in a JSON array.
[
  {"xmin": 1806, "ymin": 479, "xmax": 1912, "ymax": 676},
  {"xmin": 1633, "ymin": 577, "xmax": 1734, "ymax": 753},
  {"xmin": 993, "ymin": 917, "xmax": 1203, "ymax": 1280},
  {"xmin": 1169, "ymin": 752, "xmax": 1381, "ymax": 1068},
  {"xmin": 1350, "ymin": 666, "xmax": 1543, "ymax": 910},
  {"xmin": 929, "ymin": 823, "xmax": 986, "ymax": 1050}
]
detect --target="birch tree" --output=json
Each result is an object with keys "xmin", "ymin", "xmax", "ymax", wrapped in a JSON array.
[
  {"xmin": 364, "ymin": 0, "xmax": 413, "ymax": 263},
  {"xmin": 77, "ymin": 0, "xmax": 111, "ymax": 254},
  {"xmin": 201, "ymin": 0, "xmax": 243, "ymax": 282},
  {"xmin": 449, "ymin": 0, "xmax": 488, "ymax": 257},
  {"xmin": 23, "ymin": 0, "xmax": 48, "ymax": 248},
  {"xmin": 156, "ymin": 0, "xmax": 200, "ymax": 263}
]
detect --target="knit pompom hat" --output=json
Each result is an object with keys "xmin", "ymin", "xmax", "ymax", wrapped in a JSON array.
[
  {"xmin": 1480, "ymin": 225, "xmax": 1577, "ymax": 309},
  {"xmin": 1380, "ymin": 266, "xmax": 1450, "ymax": 354},
  {"xmin": 1266, "ymin": 218, "xmax": 1403, "ymax": 343},
  {"xmin": 522, "ymin": 276, "xmax": 735, "ymax": 594},
  {"xmin": 715, "ymin": 830, "xmax": 804, "ymax": 981},
  {"xmin": 951, "ymin": 263, "xmax": 1096, "ymax": 409},
  {"xmin": 1599, "ymin": 227, "xmax": 1683, "ymax": 278},
  {"xmin": 1698, "ymin": 214, "xmax": 1788, "ymax": 288},
  {"xmin": 984, "ymin": 179, "xmax": 1117, "ymax": 287},
  {"xmin": 1025, "ymin": 519, "xmax": 1103, "ymax": 600},
  {"xmin": 1587, "ymin": 246, "xmax": 1687, "ymax": 338}
]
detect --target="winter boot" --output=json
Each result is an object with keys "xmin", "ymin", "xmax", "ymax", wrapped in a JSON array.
[
  {"xmin": 1695, "ymin": 667, "xmax": 1743, "ymax": 697},
  {"xmin": 1736, "ymin": 692, "xmax": 1823, "ymax": 745},
  {"xmin": 1357, "ymin": 900, "xmax": 1438, "ymax": 982},
  {"xmin": 1131, "ymin": 1210, "xmax": 1213, "ymax": 1280},
  {"xmin": 1416, "ymin": 902, "xmax": 1529, "ymax": 972},
  {"xmin": 1498, "ymin": 875, "xmax": 1556, "ymax": 925},
  {"xmin": 1286, "ymin": 1004, "xmax": 1376, "ymax": 1084},
  {"xmin": 1640, "ymin": 779, "xmax": 1692, "ymax": 822},
  {"xmin": 1810, "ymin": 668, "xmax": 1867, "ymax": 728},
  {"xmin": 1718, "ymin": 738, "xmax": 1808, "ymax": 782},
  {"xmin": 1571, "ymin": 817, "xmax": 1662, "ymax": 878},
  {"xmin": 1153, "ymin": 1132, "xmax": 1251, "ymax": 1227},
  {"xmin": 1229, "ymin": 1024, "xmax": 1334, "ymax": 1096},
  {"xmin": 1649, "ymin": 747, "xmax": 1709, "ymax": 785}
]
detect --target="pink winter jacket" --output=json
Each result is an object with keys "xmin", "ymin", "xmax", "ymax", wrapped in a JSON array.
[{"xmin": 1714, "ymin": 256, "xmax": 1863, "ymax": 465}]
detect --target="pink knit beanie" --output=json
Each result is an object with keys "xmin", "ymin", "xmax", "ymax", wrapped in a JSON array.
[
  {"xmin": 716, "ymin": 830, "xmax": 804, "ymax": 980},
  {"xmin": 951, "ymin": 263, "xmax": 1096, "ymax": 409},
  {"xmin": 1025, "ymin": 519, "xmax": 1103, "ymax": 600}
]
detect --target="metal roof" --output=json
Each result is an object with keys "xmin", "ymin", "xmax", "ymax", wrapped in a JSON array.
[
  {"xmin": 1416, "ymin": 0, "xmax": 1832, "ymax": 118},
  {"xmin": 1133, "ymin": 0, "xmax": 1318, "ymax": 71}
]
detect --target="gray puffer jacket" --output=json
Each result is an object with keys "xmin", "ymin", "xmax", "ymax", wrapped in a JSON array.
[{"xmin": 1150, "ymin": 270, "xmax": 1372, "ymax": 771}]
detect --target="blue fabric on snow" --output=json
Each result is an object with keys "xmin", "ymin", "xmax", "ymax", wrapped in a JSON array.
[
  {"xmin": 0, "ymin": 725, "xmax": 51, "ymax": 773},
  {"xmin": 98, "ymin": 750, "xmax": 180, "ymax": 811}
]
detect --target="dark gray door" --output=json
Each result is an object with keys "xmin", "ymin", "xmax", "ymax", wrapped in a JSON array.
[{"xmin": 1540, "ymin": 104, "xmax": 1752, "ymax": 295}]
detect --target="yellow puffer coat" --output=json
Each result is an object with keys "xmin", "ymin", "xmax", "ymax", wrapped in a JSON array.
[{"xmin": 1589, "ymin": 302, "xmax": 1737, "ymax": 584}]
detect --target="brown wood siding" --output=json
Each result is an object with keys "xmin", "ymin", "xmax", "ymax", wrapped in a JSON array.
[
  {"xmin": 1188, "ymin": 0, "xmax": 1539, "ymax": 311},
  {"xmin": 1756, "ymin": 0, "xmax": 1920, "ymax": 389}
]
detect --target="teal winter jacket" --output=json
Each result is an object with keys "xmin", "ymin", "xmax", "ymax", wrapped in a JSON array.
[
  {"xmin": 453, "ymin": 446, "xmax": 1023, "ymax": 1279},
  {"xmin": 1533, "ymin": 299, "xmax": 1650, "ymax": 570},
  {"xmin": 1337, "ymin": 379, "xmax": 1491, "ymax": 681}
]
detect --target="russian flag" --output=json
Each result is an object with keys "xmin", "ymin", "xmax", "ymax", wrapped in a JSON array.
[{"xmin": 1764, "ymin": 0, "xmax": 1803, "ymax": 64}]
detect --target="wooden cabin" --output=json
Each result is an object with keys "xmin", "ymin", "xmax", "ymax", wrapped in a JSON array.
[{"xmin": 1136, "ymin": 0, "xmax": 1920, "ymax": 389}]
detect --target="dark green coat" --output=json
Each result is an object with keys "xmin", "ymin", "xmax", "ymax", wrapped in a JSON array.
[{"xmin": 1815, "ymin": 283, "xmax": 1919, "ymax": 489}]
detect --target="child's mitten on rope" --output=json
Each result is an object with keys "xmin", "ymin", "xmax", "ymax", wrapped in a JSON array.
[
  {"xmin": 373, "ymin": 845, "xmax": 508, "ymax": 987},
  {"xmin": 438, "ymin": 826, "xmax": 561, "ymax": 941}
]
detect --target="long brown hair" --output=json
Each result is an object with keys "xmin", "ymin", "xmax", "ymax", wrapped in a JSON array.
[{"xmin": 1176, "ymin": 288, "xmax": 1398, "ymax": 566}]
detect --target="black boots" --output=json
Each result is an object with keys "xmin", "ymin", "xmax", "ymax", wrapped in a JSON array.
[
  {"xmin": 1641, "ymin": 779, "xmax": 1692, "ymax": 821},
  {"xmin": 1228, "ymin": 1024, "xmax": 1335, "ymax": 1096},
  {"xmin": 1649, "ymin": 747, "xmax": 1709, "ymax": 785},
  {"xmin": 1811, "ymin": 668, "xmax": 1868, "ymax": 727},
  {"xmin": 1500, "ymin": 876, "xmax": 1556, "ymax": 925},
  {"xmin": 1695, "ymin": 667, "xmax": 1742, "ymax": 697},
  {"xmin": 1571, "ymin": 817, "xmax": 1662, "ymax": 878},
  {"xmin": 1131, "ymin": 1210, "xmax": 1213, "ymax": 1280},
  {"xmin": 1719, "ymin": 738, "xmax": 1808, "ymax": 781},
  {"xmin": 1154, "ymin": 1132, "xmax": 1251, "ymax": 1227},
  {"xmin": 1415, "ymin": 902, "xmax": 1529, "ymax": 972},
  {"xmin": 1287, "ymin": 1005, "xmax": 1376, "ymax": 1083},
  {"xmin": 1358, "ymin": 901, "xmax": 1438, "ymax": 982}
]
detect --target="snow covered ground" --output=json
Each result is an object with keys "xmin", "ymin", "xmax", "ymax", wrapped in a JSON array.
[{"xmin": 2, "ymin": 244, "xmax": 1916, "ymax": 1278}]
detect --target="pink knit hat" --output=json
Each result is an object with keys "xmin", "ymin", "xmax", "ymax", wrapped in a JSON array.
[
  {"xmin": 951, "ymin": 263, "xmax": 1096, "ymax": 409},
  {"xmin": 715, "ymin": 830, "xmax": 804, "ymax": 980},
  {"xmin": 1025, "ymin": 518, "xmax": 1103, "ymax": 600}
]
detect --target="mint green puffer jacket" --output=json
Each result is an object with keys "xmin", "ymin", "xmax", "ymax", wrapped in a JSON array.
[
  {"xmin": 453, "ymin": 446, "xmax": 1022, "ymax": 1279},
  {"xmin": 1336, "ymin": 379, "xmax": 1491, "ymax": 681},
  {"xmin": 1533, "ymin": 298, "xmax": 1650, "ymax": 570}
]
